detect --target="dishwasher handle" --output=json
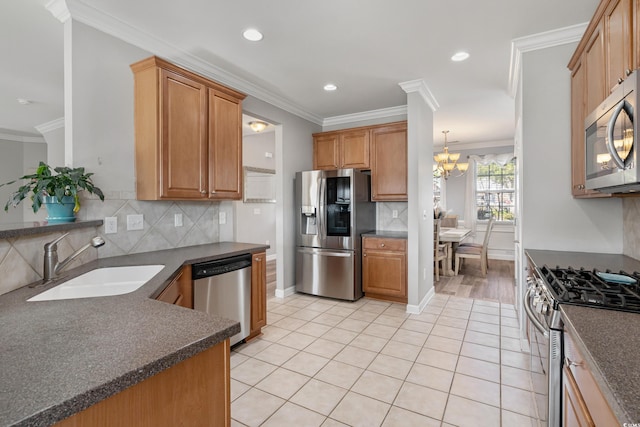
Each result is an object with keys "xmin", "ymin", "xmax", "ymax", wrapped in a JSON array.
[{"xmin": 192, "ymin": 254, "xmax": 252, "ymax": 280}]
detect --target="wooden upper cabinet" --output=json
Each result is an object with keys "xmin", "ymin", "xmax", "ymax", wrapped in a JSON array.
[
  {"xmin": 370, "ymin": 123, "xmax": 408, "ymax": 201},
  {"xmin": 313, "ymin": 134, "xmax": 340, "ymax": 170},
  {"xmin": 209, "ymin": 90, "xmax": 242, "ymax": 200},
  {"xmin": 131, "ymin": 56, "xmax": 246, "ymax": 201},
  {"xmin": 605, "ymin": 0, "xmax": 633, "ymax": 92},
  {"xmin": 313, "ymin": 129, "xmax": 369, "ymax": 170},
  {"xmin": 340, "ymin": 129, "xmax": 370, "ymax": 169},
  {"xmin": 636, "ymin": 0, "xmax": 640, "ymax": 68},
  {"xmin": 160, "ymin": 70, "xmax": 208, "ymax": 199},
  {"xmin": 584, "ymin": 21, "xmax": 607, "ymax": 113}
]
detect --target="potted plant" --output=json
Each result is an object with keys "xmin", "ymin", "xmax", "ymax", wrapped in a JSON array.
[{"xmin": 0, "ymin": 162, "xmax": 104, "ymax": 223}]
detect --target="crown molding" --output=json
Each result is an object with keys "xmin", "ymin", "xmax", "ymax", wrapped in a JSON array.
[
  {"xmin": 35, "ymin": 117, "xmax": 65, "ymax": 134},
  {"xmin": 0, "ymin": 133, "xmax": 46, "ymax": 143},
  {"xmin": 508, "ymin": 22, "xmax": 588, "ymax": 97},
  {"xmin": 62, "ymin": 0, "xmax": 323, "ymax": 125},
  {"xmin": 399, "ymin": 79, "xmax": 439, "ymax": 112},
  {"xmin": 322, "ymin": 105, "xmax": 407, "ymax": 127},
  {"xmin": 46, "ymin": 0, "xmax": 71, "ymax": 23}
]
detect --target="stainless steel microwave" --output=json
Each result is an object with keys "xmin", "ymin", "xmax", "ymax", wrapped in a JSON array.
[{"xmin": 585, "ymin": 69, "xmax": 638, "ymax": 193}]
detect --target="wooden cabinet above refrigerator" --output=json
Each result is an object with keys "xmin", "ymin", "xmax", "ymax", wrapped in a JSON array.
[{"xmin": 312, "ymin": 121, "xmax": 407, "ymax": 201}]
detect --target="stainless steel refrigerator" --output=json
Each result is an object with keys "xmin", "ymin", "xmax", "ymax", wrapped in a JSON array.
[{"xmin": 295, "ymin": 169, "xmax": 375, "ymax": 301}]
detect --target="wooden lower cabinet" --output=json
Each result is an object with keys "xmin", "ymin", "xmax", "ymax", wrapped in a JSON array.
[
  {"xmin": 563, "ymin": 328, "xmax": 618, "ymax": 427},
  {"xmin": 55, "ymin": 339, "xmax": 231, "ymax": 427},
  {"xmin": 248, "ymin": 251, "xmax": 267, "ymax": 339},
  {"xmin": 156, "ymin": 265, "xmax": 193, "ymax": 309},
  {"xmin": 362, "ymin": 236, "xmax": 407, "ymax": 303}
]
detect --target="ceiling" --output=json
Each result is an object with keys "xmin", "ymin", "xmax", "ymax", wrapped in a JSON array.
[{"xmin": 2, "ymin": 0, "xmax": 600, "ymax": 144}]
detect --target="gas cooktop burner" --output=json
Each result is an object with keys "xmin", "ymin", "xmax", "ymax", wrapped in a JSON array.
[{"xmin": 539, "ymin": 265, "xmax": 640, "ymax": 313}]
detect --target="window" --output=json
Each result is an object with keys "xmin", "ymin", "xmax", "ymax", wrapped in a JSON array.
[
  {"xmin": 475, "ymin": 159, "xmax": 515, "ymax": 222},
  {"xmin": 433, "ymin": 169, "xmax": 443, "ymax": 207}
]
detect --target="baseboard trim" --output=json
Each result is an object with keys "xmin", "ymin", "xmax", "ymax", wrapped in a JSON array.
[
  {"xmin": 406, "ymin": 287, "xmax": 435, "ymax": 314},
  {"xmin": 275, "ymin": 285, "xmax": 296, "ymax": 299}
]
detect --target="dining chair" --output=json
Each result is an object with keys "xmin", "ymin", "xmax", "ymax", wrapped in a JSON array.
[
  {"xmin": 434, "ymin": 219, "xmax": 448, "ymax": 281},
  {"xmin": 454, "ymin": 217, "xmax": 495, "ymax": 276}
]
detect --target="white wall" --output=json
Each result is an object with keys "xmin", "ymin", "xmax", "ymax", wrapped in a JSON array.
[
  {"xmin": 70, "ymin": 21, "xmax": 148, "ymax": 193},
  {"xmin": 236, "ymin": 131, "xmax": 277, "ymax": 257},
  {"xmin": 242, "ymin": 98, "xmax": 319, "ymax": 294},
  {"xmin": 521, "ymin": 43, "xmax": 623, "ymax": 253},
  {"xmin": 22, "ymin": 142, "xmax": 47, "ymax": 223},
  {"xmin": 0, "ymin": 140, "xmax": 26, "ymax": 224}
]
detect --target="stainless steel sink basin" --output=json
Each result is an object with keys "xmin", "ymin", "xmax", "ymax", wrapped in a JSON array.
[{"xmin": 28, "ymin": 265, "xmax": 165, "ymax": 301}]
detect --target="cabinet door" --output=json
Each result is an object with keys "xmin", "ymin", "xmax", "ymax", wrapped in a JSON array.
[
  {"xmin": 250, "ymin": 252, "xmax": 267, "ymax": 336},
  {"xmin": 313, "ymin": 134, "xmax": 340, "ymax": 170},
  {"xmin": 160, "ymin": 69, "xmax": 208, "ymax": 199},
  {"xmin": 340, "ymin": 129, "xmax": 370, "ymax": 169},
  {"xmin": 209, "ymin": 90, "xmax": 242, "ymax": 200},
  {"xmin": 636, "ymin": 0, "xmax": 640, "ymax": 69},
  {"xmin": 584, "ymin": 21, "xmax": 607, "ymax": 113},
  {"xmin": 156, "ymin": 266, "xmax": 193, "ymax": 309},
  {"xmin": 605, "ymin": 0, "xmax": 633, "ymax": 93},
  {"xmin": 563, "ymin": 366, "xmax": 595, "ymax": 427},
  {"xmin": 362, "ymin": 242, "xmax": 407, "ymax": 301},
  {"xmin": 370, "ymin": 124, "xmax": 408, "ymax": 201}
]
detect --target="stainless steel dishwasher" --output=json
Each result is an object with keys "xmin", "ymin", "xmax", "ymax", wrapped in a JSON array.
[{"xmin": 192, "ymin": 254, "xmax": 252, "ymax": 346}]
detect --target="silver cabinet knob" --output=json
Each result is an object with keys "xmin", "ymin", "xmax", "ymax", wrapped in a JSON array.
[
  {"xmin": 565, "ymin": 357, "xmax": 582, "ymax": 367},
  {"xmin": 200, "ymin": 190, "xmax": 206, "ymax": 195},
  {"xmin": 626, "ymin": 69, "xmax": 632, "ymax": 76},
  {"xmin": 381, "ymin": 243, "xmax": 385, "ymax": 247},
  {"xmin": 618, "ymin": 77, "xmax": 624, "ymax": 84}
]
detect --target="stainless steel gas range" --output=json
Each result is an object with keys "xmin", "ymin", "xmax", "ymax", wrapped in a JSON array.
[{"xmin": 525, "ymin": 250, "xmax": 640, "ymax": 426}]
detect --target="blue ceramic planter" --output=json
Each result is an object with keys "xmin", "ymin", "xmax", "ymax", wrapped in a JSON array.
[{"xmin": 42, "ymin": 196, "xmax": 76, "ymax": 223}]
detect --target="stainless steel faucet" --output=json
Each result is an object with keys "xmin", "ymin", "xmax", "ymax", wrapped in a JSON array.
[{"xmin": 43, "ymin": 233, "xmax": 106, "ymax": 282}]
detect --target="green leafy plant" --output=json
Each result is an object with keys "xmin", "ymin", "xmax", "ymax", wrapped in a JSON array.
[{"xmin": 0, "ymin": 162, "xmax": 104, "ymax": 213}]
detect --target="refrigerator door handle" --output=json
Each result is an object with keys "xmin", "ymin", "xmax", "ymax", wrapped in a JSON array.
[
  {"xmin": 297, "ymin": 247, "xmax": 352, "ymax": 257},
  {"xmin": 318, "ymin": 175, "xmax": 327, "ymax": 239}
]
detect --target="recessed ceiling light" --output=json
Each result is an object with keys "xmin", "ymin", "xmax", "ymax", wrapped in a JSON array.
[
  {"xmin": 451, "ymin": 51, "xmax": 470, "ymax": 62},
  {"xmin": 16, "ymin": 98, "xmax": 31, "ymax": 105},
  {"xmin": 324, "ymin": 84, "xmax": 337, "ymax": 91},
  {"xmin": 242, "ymin": 28, "xmax": 263, "ymax": 42}
]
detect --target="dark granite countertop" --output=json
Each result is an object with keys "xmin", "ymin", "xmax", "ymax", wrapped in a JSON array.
[
  {"xmin": 361, "ymin": 230, "xmax": 408, "ymax": 239},
  {"xmin": 0, "ymin": 242, "xmax": 268, "ymax": 427},
  {"xmin": 0, "ymin": 219, "xmax": 103, "ymax": 239},
  {"xmin": 526, "ymin": 249, "xmax": 640, "ymax": 423}
]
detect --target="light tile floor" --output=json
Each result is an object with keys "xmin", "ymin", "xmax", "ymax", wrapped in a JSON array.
[{"xmin": 230, "ymin": 293, "xmax": 540, "ymax": 427}]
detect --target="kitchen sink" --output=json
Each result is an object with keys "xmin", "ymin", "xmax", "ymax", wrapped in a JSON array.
[{"xmin": 28, "ymin": 265, "xmax": 165, "ymax": 301}]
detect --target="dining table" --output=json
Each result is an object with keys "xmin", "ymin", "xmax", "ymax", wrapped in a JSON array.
[{"xmin": 439, "ymin": 227, "xmax": 472, "ymax": 276}]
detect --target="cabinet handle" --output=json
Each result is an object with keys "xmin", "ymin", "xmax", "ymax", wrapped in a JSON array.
[
  {"xmin": 210, "ymin": 191, "xmax": 216, "ymax": 195},
  {"xmin": 381, "ymin": 243, "xmax": 385, "ymax": 247},
  {"xmin": 255, "ymin": 257, "xmax": 261, "ymax": 261},
  {"xmin": 200, "ymin": 190, "xmax": 206, "ymax": 195},
  {"xmin": 618, "ymin": 77, "xmax": 624, "ymax": 84},
  {"xmin": 626, "ymin": 69, "xmax": 632, "ymax": 76},
  {"xmin": 565, "ymin": 357, "xmax": 582, "ymax": 367},
  {"xmin": 363, "ymin": 253, "xmax": 367, "ymax": 257}
]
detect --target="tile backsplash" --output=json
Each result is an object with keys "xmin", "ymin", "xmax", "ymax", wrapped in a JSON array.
[
  {"xmin": 0, "ymin": 195, "xmax": 222, "ymax": 296},
  {"xmin": 623, "ymin": 197, "xmax": 640, "ymax": 260},
  {"xmin": 376, "ymin": 202, "xmax": 408, "ymax": 231}
]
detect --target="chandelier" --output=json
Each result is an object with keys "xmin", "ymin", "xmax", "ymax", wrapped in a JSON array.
[{"xmin": 434, "ymin": 130, "xmax": 469, "ymax": 179}]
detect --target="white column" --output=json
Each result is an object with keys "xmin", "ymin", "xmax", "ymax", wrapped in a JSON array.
[{"xmin": 399, "ymin": 79, "xmax": 438, "ymax": 313}]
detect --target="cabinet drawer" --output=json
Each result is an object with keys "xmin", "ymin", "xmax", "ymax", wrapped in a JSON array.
[{"xmin": 363, "ymin": 237, "xmax": 406, "ymax": 252}]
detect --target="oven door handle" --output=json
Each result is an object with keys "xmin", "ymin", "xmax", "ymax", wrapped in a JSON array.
[{"xmin": 523, "ymin": 287, "xmax": 549, "ymax": 338}]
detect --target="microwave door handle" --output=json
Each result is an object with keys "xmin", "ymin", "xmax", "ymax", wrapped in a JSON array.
[
  {"xmin": 523, "ymin": 287, "xmax": 549, "ymax": 338},
  {"xmin": 606, "ymin": 100, "xmax": 630, "ymax": 170}
]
